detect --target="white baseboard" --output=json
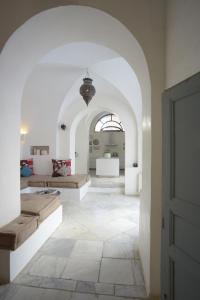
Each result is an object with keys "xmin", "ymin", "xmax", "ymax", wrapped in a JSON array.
[{"xmin": 56, "ymin": 180, "xmax": 91, "ymax": 201}]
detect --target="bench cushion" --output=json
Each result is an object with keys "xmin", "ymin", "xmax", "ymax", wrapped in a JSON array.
[
  {"xmin": 20, "ymin": 174, "xmax": 90, "ymax": 189},
  {"xmin": 21, "ymin": 193, "xmax": 61, "ymax": 223},
  {"xmin": 27, "ymin": 175, "xmax": 50, "ymax": 187},
  {"xmin": 47, "ymin": 174, "xmax": 90, "ymax": 188},
  {"xmin": 0, "ymin": 214, "xmax": 38, "ymax": 250}
]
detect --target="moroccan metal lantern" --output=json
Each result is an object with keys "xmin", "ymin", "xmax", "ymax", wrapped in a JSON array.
[{"xmin": 80, "ymin": 77, "xmax": 96, "ymax": 106}]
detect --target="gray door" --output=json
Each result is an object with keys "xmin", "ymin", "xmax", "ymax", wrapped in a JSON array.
[{"xmin": 162, "ymin": 72, "xmax": 200, "ymax": 300}]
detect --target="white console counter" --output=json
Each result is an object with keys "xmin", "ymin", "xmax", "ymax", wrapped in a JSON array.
[{"xmin": 96, "ymin": 158, "xmax": 119, "ymax": 177}]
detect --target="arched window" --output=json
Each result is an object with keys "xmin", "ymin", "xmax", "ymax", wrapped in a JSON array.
[{"xmin": 95, "ymin": 114, "xmax": 124, "ymax": 132}]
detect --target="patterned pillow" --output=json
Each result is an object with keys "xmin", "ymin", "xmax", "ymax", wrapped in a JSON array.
[
  {"xmin": 52, "ymin": 159, "xmax": 71, "ymax": 177},
  {"xmin": 20, "ymin": 159, "xmax": 34, "ymax": 176}
]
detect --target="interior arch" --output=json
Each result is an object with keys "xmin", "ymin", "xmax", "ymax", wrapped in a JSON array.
[
  {"xmin": 0, "ymin": 5, "xmax": 151, "ymax": 294},
  {"xmin": 62, "ymin": 95, "xmax": 138, "ymax": 177}
]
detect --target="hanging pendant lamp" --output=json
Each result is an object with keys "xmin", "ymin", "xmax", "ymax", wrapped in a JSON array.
[{"xmin": 80, "ymin": 71, "xmax": 96, "ymax": 106}]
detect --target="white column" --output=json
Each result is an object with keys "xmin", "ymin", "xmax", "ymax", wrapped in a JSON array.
[{"xmin": 0, "ymin": 68, "xmax": 21, "ymax": 226}]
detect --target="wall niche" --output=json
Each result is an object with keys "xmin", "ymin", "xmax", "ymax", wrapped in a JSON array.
[{"xmin": 31, "ymin": 146, "xmax": 49, "ymax": 155}]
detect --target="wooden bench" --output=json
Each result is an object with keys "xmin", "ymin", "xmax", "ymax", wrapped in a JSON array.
[{"xmin": 21, "ymin": 193, "xmax": 61, "ymax": 223}]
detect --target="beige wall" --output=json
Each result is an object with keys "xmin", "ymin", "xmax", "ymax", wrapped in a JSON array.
[
  {"xmin": 166, "ymin": 0, "xmax": 200, "ymax": 87},
  {"xmin": 0, "ymin": 1, "xmax": 165, "ymax": 297}
]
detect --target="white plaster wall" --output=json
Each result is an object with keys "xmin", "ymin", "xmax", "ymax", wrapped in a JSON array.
[
  {"xmin": 58, "ymin": 99, "xmax": 88, "ymax": 174},
  {"xmin": 0, "ymin": 67, "xmax": 21, "ymax": 226},
  {"xmin": 75, "ymin": 118, "xmax": 90, "ymax": 174},
  {"xmin": 21, "ymin": 64, "xmax": 82, "ymax": 167},
  {"xmin": 166, "ymin": 0, "xmax": 200, "ymax": 88}
]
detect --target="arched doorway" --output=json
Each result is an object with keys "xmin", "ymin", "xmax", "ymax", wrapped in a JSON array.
[
  {"xmin": 88, "ymin": 112, "xmax": 125, "ymax": 171},
  {"xmin": 0, "ymin": 5, "xmax": 151, "ymax": 294},
  {"xmin": 57, "ymin": 81, "xmax": 138, "ymax": 193}
]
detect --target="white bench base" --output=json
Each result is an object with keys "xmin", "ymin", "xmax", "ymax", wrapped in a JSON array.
[
  {"xmin": 21, "ymin": 180, "xmax": 91, "ymax": 201},
  {"xmin": 0, "ymin": 205, "xmax": 62, "ymax": 283},
  {"xmin": 58, "ymin": 180, "xmax": 91, "ymax": 201}
]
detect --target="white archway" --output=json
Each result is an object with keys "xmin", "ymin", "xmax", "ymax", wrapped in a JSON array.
[
  {"xmin": 59, "ymin": 94, "xmax": 138, "ymax": 178},
  {"xmin": 0, "ymin": 5, "xmax": 151, "ymax": 294}
]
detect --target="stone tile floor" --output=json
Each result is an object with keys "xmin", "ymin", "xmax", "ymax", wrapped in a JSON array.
[
  {"xmin": 89, "ymin": 170, "xmax": 125, "ymax": 188},
  {"xmin": 0, "ymin": 190, "xmax": 147, "ymax": 300}
]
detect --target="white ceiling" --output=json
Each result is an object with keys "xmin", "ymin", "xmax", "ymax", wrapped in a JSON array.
[
  {"xmin": 23, "ymin": 42, "xmax": 142, "ymax": 127},
  {"xmin": 40, "ymin": 42, "xmax": 119, "ymax": 68}
]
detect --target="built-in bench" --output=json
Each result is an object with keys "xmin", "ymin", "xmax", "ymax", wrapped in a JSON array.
[
  {"xmin": 47, "ymin": 174, "xmax": 90, "ymax": 188},
  {"xmin": 21, "ymin": 174, "xmax": 91, "ymax": 201},
  {"xmin": 21, "ymin": 193, "xmax": 61, "ymax": 223},
  {"xmin": 0, "ymin": 214, "xmax": 38, "ymax": 251},
  {"xmin": 0, "ymin": 194, "xmax": 62, "ymax": 283},
  {"xmin": 21, "ymin": 175, "xmax": 48, "ymax": 189}
]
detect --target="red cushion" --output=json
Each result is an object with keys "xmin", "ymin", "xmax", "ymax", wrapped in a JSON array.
[{"xmin": 52, "ymin": 159, "xmax": 71, "ymax": 177}]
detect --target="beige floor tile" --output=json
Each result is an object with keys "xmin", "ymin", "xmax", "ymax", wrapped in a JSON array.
[
  {"xmin": 99, "ymin": 258, "xmax": 135, "ymax": 285},
  {"xmin": 62, "ymin": 257, "xmax": 100, "ymax": 282},
  {"xmin": 70, "ymin": 240, "xmax": 103, "ymax": 259},
  {"xmin": 28, "ymin": 255, "xmax": 68, "ymax": 278}
]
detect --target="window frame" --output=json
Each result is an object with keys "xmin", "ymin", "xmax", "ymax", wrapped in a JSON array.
[{"xmin": 94, "ymin": 114, "xmax": 124, "ymax": 132}]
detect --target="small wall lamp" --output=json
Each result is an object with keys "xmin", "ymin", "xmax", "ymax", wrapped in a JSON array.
[
  {"xmin": 20, "ymin": 128, "xmax": 28, "ymax": 143},
  {"xmin": 20, "ymin": 129, "xmax": 27, "ymax": 135},
  {"xmin": 60, "ymin": 124, "xmax": 67, "ymax": 130}
]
